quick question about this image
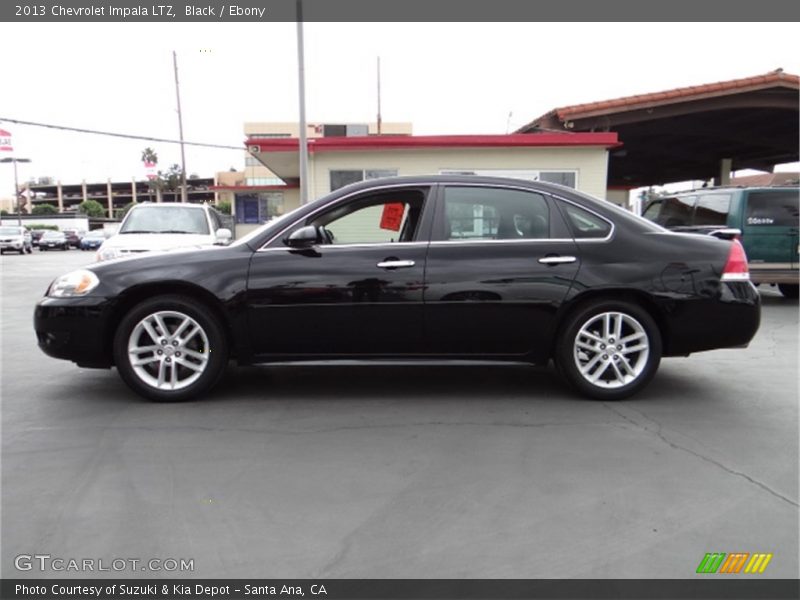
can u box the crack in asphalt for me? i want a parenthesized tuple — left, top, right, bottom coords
(602, 403, 799, 509)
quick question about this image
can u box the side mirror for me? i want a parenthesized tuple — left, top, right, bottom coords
(215, 228, 232, 245)
(285, 225, 320, 248)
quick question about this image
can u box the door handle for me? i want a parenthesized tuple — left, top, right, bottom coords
(377, 259, 416, 269)
(538, 255, 577, 265)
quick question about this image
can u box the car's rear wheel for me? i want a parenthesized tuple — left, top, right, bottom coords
(778, 284, 798, 299)
(113, 295, 228, 401)
(556, 300, 661, 400)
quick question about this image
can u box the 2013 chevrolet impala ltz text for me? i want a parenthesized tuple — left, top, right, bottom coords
(34, 176, 760, 401)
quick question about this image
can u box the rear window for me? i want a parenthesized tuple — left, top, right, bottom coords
(746, 190, 799, 227)
(655, 196, 695, 227)
(693, 193, 731, 226)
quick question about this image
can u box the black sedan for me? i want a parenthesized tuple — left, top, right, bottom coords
(34, 176, 760, 402)
(38, 230, 69, 251)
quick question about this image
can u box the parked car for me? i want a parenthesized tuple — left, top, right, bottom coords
(0, 226, 33, 254)
(80, 229, 106, 251)
(30, 229, 49, 247)
(35, 176, 760, 402)
(96, 202, 231, 262)
(38, 230, 69, 251)
(62, 229, 84, 249)
(642, 186, 799, 298)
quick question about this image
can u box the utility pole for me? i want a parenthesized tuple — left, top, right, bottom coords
(173, 50, 188, 203)
(296, 0, 309, 204)
(377, 56, 382, 135)
(1, 157, 31, 225)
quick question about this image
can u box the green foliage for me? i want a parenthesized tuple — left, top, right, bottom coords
(27, 224, 60, 231)
(31, 204, 58, 215)
(0, 209, 8, 216)
(141, 147, 158, 165)
(216, 201, 231, 215)
(78, 199, 107, 218)
(113, 202, 137, 220)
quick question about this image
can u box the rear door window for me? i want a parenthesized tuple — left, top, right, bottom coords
(441, 186, 551, 240)
(745, 190, 799, 226)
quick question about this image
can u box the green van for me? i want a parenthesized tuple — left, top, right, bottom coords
(642, 186, 799, 298)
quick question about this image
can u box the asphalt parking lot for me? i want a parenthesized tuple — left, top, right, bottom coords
(1, 250, 798, 579)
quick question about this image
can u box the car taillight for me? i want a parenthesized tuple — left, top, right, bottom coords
(721, 239, 749, 282)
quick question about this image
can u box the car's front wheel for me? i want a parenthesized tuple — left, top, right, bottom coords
(555, 300, 662, 400)
(113, 295, 228, 401)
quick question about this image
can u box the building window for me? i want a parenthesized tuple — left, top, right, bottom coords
(440, 169, 578, 189)
(235, 192, 284, 224)
(330, 169, 398, 191)
(245, 177, 284, 186)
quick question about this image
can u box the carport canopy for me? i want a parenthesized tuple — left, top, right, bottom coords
(516, 70, 799, 188)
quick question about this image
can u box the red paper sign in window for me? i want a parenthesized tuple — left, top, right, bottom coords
(380, 203, 405, 231)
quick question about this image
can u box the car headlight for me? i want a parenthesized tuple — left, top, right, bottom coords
(48, 269, 100, 297)
(96, 246, 120, 262)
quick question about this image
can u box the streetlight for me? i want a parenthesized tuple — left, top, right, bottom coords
(1, 157, 32, 226)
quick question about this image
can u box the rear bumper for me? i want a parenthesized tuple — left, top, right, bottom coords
(34, 297, 116, 368)
(751, 267, 798, 285)
(662, 281, 761, 356)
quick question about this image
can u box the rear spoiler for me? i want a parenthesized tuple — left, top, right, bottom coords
(708, 228, 741, 241)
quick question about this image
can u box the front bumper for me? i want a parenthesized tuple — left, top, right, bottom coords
(0, 241, 24, 250)
(34, 296, 116, 368)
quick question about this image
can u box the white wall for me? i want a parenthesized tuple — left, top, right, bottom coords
(308, 146, 610, 200)
(0, 216, 89, 230)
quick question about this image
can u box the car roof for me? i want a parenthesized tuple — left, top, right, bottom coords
(131, 202, 207, 209)
(666, 185, 799, 196)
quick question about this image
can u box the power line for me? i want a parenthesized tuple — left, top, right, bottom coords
(0, 117, 244, 151)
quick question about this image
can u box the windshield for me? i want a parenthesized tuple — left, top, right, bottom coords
(120, 206, 210, 235)
(42, 231, 63, 239)
(0, 227, 23, 236)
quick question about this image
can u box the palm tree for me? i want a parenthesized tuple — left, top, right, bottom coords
(141, 148, 158, 202)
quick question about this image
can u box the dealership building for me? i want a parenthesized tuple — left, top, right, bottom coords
(216, 121, 618, 237)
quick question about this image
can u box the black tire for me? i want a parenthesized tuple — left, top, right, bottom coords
(555, 300, 662, 400)
(113, 295, 229, 402)
(778, 284, 799, 299)
(19, 248, 25, 255)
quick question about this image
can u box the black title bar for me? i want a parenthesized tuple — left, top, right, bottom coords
(3, 579, 800, 600)
(2, 0, 800, 22)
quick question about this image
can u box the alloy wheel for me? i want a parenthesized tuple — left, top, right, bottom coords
(573, 311, 650, 389)
(127, 310, 210, 391)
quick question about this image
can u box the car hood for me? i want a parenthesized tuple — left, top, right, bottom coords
(101, 233, 214, 252)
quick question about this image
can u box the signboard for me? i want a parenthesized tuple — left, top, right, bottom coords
(0, 128, 12, 152)
(144, 161, 157, 180)
(379, 202, 405, 231)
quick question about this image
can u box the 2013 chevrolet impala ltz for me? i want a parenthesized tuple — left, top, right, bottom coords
(34, 176, 760, 401)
